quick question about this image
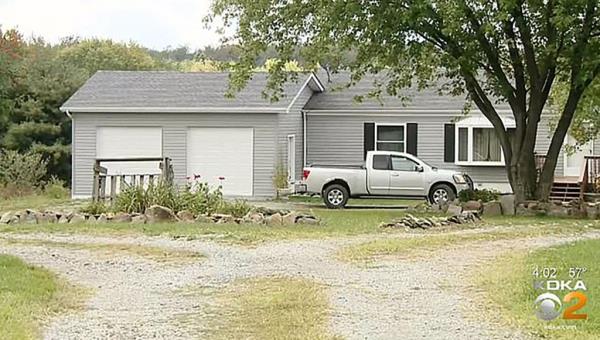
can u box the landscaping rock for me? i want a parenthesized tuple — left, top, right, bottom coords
(37, 212, 58, 224)
(0, 211, 13, 224)
(87, 215, 97, 222)
(380, 212, 479, 229)
(19, 210, 37, 224)
(131, 215, 147, 224)
(296, 216, 319, 225)
(195, 215, 213, 223)
(547, 204, 570, 218)
(112, 212, 132, 223)
(96, 214, 108, 223)
(177, 210, 195, 223)
(283, 212, 299, 224)
(242, 212, 264, 224)
(69, 214, 85, 224)
(462, 200, 483, 213)
(482, 201, 502, 216)
(58, 215, 69, 224)
(500, 195, 515, 215)
(265, 213, 283, 225)
(585, 203, 600, 219)
(145, 205, 178, 223)
(213, 214, 235, 224)
(447, 204, 462, 215)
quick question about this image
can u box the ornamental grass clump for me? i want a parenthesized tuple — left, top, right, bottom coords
(111, 180, 247, 216)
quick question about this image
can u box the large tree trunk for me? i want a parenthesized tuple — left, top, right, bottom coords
(507, 146, 538, 203)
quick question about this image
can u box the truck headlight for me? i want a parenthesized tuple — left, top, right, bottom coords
(453, 174, 466, 184)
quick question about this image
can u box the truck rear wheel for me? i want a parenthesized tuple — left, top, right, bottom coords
(322, 184, 349, 209)
(429, 183, 456, 205)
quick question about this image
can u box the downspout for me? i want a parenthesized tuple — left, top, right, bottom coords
(65, 110, 74, 199)
(303, 110, 307, 168)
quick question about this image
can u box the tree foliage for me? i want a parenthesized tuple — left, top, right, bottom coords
(210, 0, 600, 202)
(0, 30, 172, 182)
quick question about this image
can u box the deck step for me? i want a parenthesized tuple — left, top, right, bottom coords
(549, 180, 581, 202)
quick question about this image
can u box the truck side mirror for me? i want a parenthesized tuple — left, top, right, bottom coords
(416, 165, 424, 172)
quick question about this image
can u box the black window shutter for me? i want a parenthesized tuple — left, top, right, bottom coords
(406, 123, 418, 156)
(364, 122, 375, 159)
(444, 124, 455, 162)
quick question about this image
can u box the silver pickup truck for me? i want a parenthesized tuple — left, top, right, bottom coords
(301, 151, 473, 208)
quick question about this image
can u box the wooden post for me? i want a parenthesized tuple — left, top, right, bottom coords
(110, 175, 117, 202)
(99, 176, 106, 200)
(92, 160, 100, 202)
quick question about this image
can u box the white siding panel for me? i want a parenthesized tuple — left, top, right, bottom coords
(72, 113, 277, 198)
(307, 114, 565, 186)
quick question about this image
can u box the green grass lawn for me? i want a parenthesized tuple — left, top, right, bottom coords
(475, 239, 599, 339)
(0, 238, 204, 264)
(199, 276, 339, 339)
(337, 222, 596, 263)
(0, 194, 85, 213)
(0, 255, 86, 340)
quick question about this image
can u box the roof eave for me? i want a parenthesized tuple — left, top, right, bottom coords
(60, 106, 286, 113)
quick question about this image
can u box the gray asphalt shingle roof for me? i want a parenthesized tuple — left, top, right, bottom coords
(61, 70, 509, 113)
(305, 71, 510, 111)
(61, 71, 320, 112)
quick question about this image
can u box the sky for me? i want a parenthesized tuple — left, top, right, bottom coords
(0, 0, 225, 50)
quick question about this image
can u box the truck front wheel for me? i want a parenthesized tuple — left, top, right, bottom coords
(322, 184, 349, 209)
(428, 184, 456, 205)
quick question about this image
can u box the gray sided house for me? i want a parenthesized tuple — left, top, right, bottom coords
(61, 71, 597, 199)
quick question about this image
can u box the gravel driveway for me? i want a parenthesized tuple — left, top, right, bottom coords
(2, 230, 598, 340)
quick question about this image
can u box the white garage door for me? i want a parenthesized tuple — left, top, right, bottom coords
(187, 128, 253, 196)
(96, 127, 163, 175)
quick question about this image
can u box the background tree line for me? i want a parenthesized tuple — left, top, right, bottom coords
(0, 27, 328, 184)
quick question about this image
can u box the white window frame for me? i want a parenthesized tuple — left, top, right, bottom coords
(455, 125, 505, 166)
(374, 123, 406, 152)
(287, 134, 296, 182)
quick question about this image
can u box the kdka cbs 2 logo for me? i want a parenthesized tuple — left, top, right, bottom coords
(533, 266, 589, 321)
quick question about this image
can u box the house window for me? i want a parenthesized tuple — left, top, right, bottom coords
(375, 124, 405, 152)
(456, 126, 504, 166)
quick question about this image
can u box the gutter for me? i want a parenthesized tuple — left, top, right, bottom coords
(59, 106, 286, 114)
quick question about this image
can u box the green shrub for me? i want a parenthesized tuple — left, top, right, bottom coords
(178, 182, 224, 215)
(0, 150, 48, 195)
(273, 161, 288, 190)
(43, 176, 69, 199)
(80, 201, 109, 215)
(218, 199, 253, 218)
(113, 184, 148, 214)
(111, 180, 252, 217)
(145, 180, 180, 210)
(458, 188, 500, 203)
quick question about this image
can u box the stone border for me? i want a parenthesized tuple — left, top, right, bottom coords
(0, 205, 320, 226)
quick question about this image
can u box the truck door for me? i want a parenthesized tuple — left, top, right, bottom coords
(368, 154, 391, 195)
(389, 155, 425, 196)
